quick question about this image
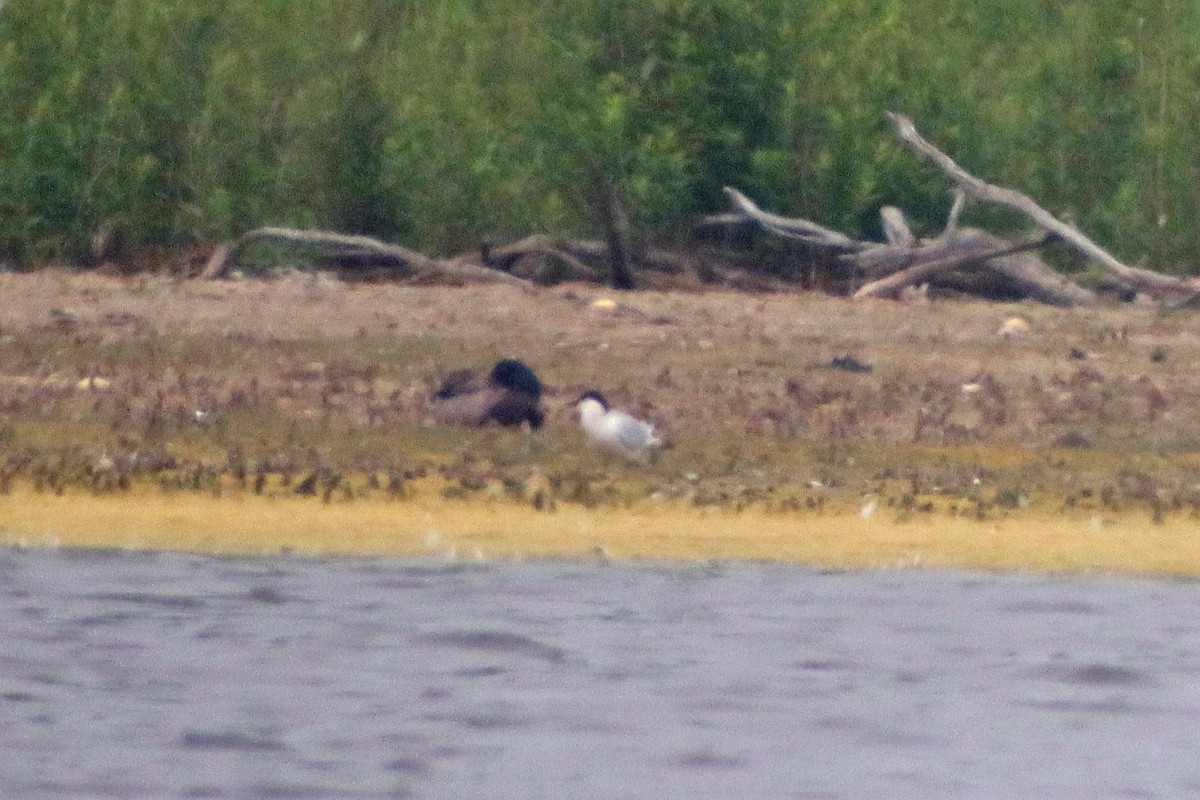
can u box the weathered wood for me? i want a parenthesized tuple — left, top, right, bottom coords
(1164, 287, 1200, 310)
(201, 227, 529, 286)
(456, 235, 690, 284)
(471, 235, 600, 282)
(844, 235, 939, 277)
(723, 187, 869, 252)
(853, 229, 1095, 307)
(945, 189, 965, 234)
(690, 212, 760, 245)
(879, 206, 915, 247)
(728, 185, 1097, 306)
(854, 231, 1051, 300)
(959, 230, 1098, 307)
(559, 240, 689, 274)
(887, 112, 1191, 299)
(199, 243, 232, 279)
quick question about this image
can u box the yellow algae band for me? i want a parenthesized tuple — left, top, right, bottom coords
(4, 484, 1200, 577)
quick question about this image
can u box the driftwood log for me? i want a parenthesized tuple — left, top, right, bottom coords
(723, 188, 865, 253)
(473, 235, 603, 283)
(886, 113, 1198, 300)
(467, 235, 690, 282)
(726, 188, 1095, 306)
(196, 115, 1195, 303)
(724, 114, 1200, 306)
(201, 227, 531, 287)
(852, 231, 1056, 300)
(201, 227, 701, 288)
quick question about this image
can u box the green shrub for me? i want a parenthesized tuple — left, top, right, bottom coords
(0, 0, 1198, 273)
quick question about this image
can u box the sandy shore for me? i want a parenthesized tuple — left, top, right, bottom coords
(5, 483, 1200, 576)
(2, 269, 1199, 571)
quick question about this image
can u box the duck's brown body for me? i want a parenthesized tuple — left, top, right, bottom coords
(430, 359, 545, 429)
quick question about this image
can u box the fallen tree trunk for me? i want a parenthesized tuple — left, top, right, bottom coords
(203, 227, 711, 288)
(473, 235, 602, 283)
(959, 230, 1099, 307)
(848, 227, 969, 278)
(723, 188, 869, 253)
(202, 227, 530, 287)
(852, 225, 1097, 306)
(887, 112, 1195, 300)
(459, 236, 691, 282)
(555, 240, 689, 274)
(718, 115, 1199, 305)
(853, 231, 1057, 300)
(726, 189, 1096, 305)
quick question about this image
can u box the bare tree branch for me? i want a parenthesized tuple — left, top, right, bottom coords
(945, 189, 965, 234)
(853, 232, 1051, 299)
(202, 227, 530, 286)
(887, 112, 1192, 298)
(879, 206, 915, 247)
(726, 187, 1097, 306)
(723, 187, 869, 252)
(851, 229, 1098, 307)
(477, 235, 598, 277)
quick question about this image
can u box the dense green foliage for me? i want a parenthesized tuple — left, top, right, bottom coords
(1, 0, 1199, 272)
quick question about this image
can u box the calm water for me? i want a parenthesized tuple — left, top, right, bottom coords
(3, 548, 1200, 799)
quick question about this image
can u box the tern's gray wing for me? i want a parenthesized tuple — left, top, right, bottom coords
(607, 412, 656, 448)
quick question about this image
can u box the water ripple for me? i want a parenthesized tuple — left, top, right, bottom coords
(180, 729, 289, 752)
(1032, 661, 1153, 687)
(3, 552, 1200, 799)
(417, 629, 571, 663)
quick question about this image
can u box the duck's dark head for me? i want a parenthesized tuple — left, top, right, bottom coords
(489, 358, 543, 397)
(576, 390, 610, 410)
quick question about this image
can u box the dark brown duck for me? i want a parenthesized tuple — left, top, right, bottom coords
(430, 358, 545, 429)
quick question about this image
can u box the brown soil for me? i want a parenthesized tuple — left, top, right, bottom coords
(2, 268, 1200, 539)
